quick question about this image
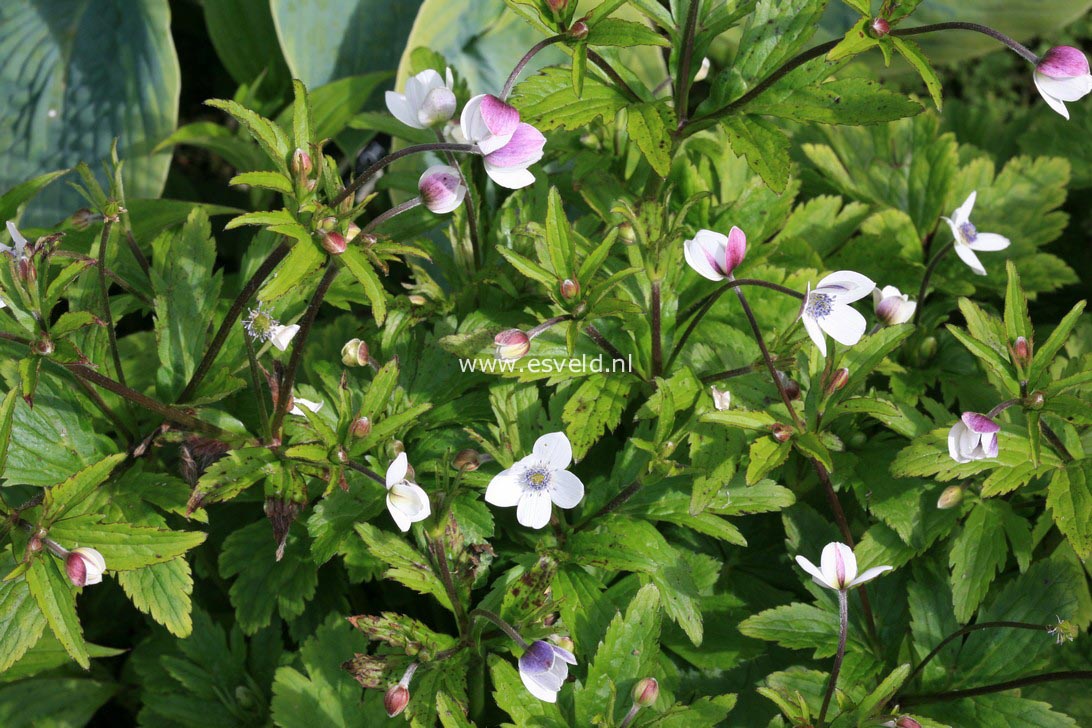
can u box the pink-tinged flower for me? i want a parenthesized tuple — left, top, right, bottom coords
(683, 227, 746, 281)
(795, 542, 892, 591)
(1034, 46, 1092, 120)
(2, 221, 28, 259)
(418, 164, 466, 214)
(460, 94, 521, 155)
(518, 640, 577, 702)
(873, 285, 916, 325)
(799, 271, 875, 357)
(483, 122, 546, 190)
(485, 432, 584, 529)
(65, 547, 106, 587)
(632, 677, 659, 707)
(384, 452, 431, 532)
(948, 412, 1000, 463)
(941, 191, 1010, 276)
(386, 68, 456, 129)
(384, 684, 409, 717)
(494, 329, 531, 361)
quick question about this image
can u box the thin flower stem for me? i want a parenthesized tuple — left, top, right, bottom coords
(243, 334, 272, 443)
(699, 358, 792, 384)
(435, 129, 483, 269)
(332, 143, 479, 209)
(124, 229, 152, 277)
(900, 671, 1092, 708)
(986, 399, 1021, 419)
(618, 704, 642, 728)
(469, 608, 528, 649)
(345, 459, 386, 486)
(899, 621, 1049, 697)
(731, 285, 803, 429)
(363, 197, 422, 234)
(178, 240, 291, 403)
(818, 588, 849, 727)
(95, 219, 128, 392)
(583, 325, 627, 364)
(429, 537, 470, 636)
(913, 241, 953, 325)
(892, 21, 1039, 65)
(674, 0, 702, 129)
(650, 281, 663, 378)
(573, 480, 642, 532)
(269, 261, 339, 437)
(587, 50, 642, 103)
(528, 315, 572, 339)
(502, 35, 565, 100)
(1039, 420, 1074, 463)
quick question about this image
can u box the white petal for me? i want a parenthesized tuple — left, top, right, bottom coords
(948, 422, 969, 463)
(1035, 74, 1071, 119)
(385, 91, 423, 129)
(894, 300, 916, 324)
(269, 324, 299, 351)
(819, 304, 867, 347)
(683, 237, 726, 281)
(940, 216, 963, 246)
(533, 432, 573, 470)
(484, 163, 534, 189)
(969, 232, 1010, 252)
(953, 243, 987, 276)
(386, 452, 408, 488)
(521, 670, 559, 702)
(1035, 72, 1092, 102)
(550, 470, 584, 509)
(387, 495, 414, 532)
(477, 131, 516, 156)
(816, 271, 875, 303)
(289, 398, 323, 416)
(953, 191, 977, 225)
(794, 555, 829, 587)
(516, 490, 553, 529)
(849, 565, 893, 587)
(484, 468, 524, 507)
(959, 424, 981, 458)
(821, 542, 857, 587)
(802, 310, 828, 357)
(6, 221, 27, 254)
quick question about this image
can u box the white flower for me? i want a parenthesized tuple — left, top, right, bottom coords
(385, 68, 456, 129)
(1034, 46, 1092, 120)
(710, 386, 731, 411)
(289, 397, 323, 416)
(269, 324, 299, 352)
(384, 452, 431, 532)
(795, 542, 892, 591)
(941, 191, 1010, 276)
(947, 412, 1000, 463)
(872, 285, 916, 325)
(66, 547, 106, 587)
(460, 94, 520, 155)
(683, 227, 746, 281)
(518, 640, 577, 703)
(799, 271, 875, 357)
(2, 221, 29, 259)
(484, 432, 584, 529)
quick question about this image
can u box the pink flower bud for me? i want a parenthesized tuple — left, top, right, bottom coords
(1034, 46, 1092, 119)
(384, 684, 410, 717)
(351, 416, 372, 438)
(568, 21, 588, 40)
(560, 278, 580, 300)
(320, 231, 346, 255)
(771, 423, 793, 443)
(896, 718, 922, 728)
(547, 0, 568, 11)
(341, 338, 370, 367)
(419, 165, 467, 214)
(871, 17, 890, 37)
(494, 329, 531, 361)
(826, 367, 849, 395)
(776, 370, 801, 400)
(32, 336, 54, 356)
(632, 677, 659, 707)
(1037, 46, 1090, 80)
(291, 148, 313, 179)
(1011, 336, 1031, 367)
(66, 547, 106, 587)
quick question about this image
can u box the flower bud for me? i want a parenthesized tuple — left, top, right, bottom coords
(351, 416, 372, 438)
(70, 208, 98, 230)
(320, 230, 346, 255)
(568, 21, 588, 40)
(632, 677, 659, 707)
(317, 216, 338, 233)
(694, 57, 712, 83)
(1025, 390, 1046, 410)
(453, 448, 482, 471)
(918, 335, 938, 362)
(826, 368, 849, 395)
(771, 423, 793, 442)
(936, 485, 963, 510)
(776, 371, 801, 400)
(871, 17, 890, 37)
(66, 547, 106, 587)
(419, 87, 457, 128)
(419, 165, 467, 214)
(546, 0, 567, 12)
(17, 257, 36, 285)
(384, 684, 410, 717)
(32, 336, 54, 357)
(560, 278, 580, 300)
(341, 338, 370, 367)
(618, 221, 636, 244)
(895, 718, 922, 728)
(27, 535, 43, 553)
(1011, 336, 1031, 368)
(346, 222, 361, 243)
(291, 147, 313, 180)
(494, 329, 531, 361)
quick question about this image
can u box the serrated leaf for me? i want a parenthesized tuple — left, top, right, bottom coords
(739, 602, 855, 658)
(117, 557, 194, 638)
(826, 17, 878, 61)
(949, 501, 1007, 622)
(722, 115, 790, 193)
(205, 98, 290, 170)
(191, 447, 278, 509)
(1029, 300, 1086, 387)
(25, 557, 88, 669)
(339, 247, 387, 324)
(43, 453, 127, 523)
(702, 409, 777, 431)
(489, 657, 567, 727)
(627, 102, 674, 177)
(746, 436, 791, 485)
(562, 375, 633, 460)
(229, 170, 294, 195)
(354, 523, 450, 611)
(586, 18, 669, 47)
(0, 557, 47, 674)
(891, 36, 942, 110)
(1047, 460, 1092, 560)
(47, 517, 206, 571)
(511, 67, 627, 131)
(0, 389, 22, 483)
(749, 77, 922, 126)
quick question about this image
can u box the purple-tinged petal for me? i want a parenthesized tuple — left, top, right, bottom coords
(479, 94, 521, 136)
(982, 431, 999, 458)
(519, 641, 555, 674)
(961, 412, 1000, 434)
(485, 123, 546, 168)
(724, 225, 747, 273)
(1037, 46, 1091, 79)
(552, 644, 577, 665)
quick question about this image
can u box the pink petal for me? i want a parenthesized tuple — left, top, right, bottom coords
(1038, 46, 1090, 78)
(961, 412, 1000, 434)
(485, 123, 546, 168)
(725, 225, 747, 272)
(479, 94, 521, 137)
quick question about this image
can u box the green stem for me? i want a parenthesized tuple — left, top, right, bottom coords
(650, 280, 663, 378)
(346, 459, 386, 485)
(674, 0, 702, 129)
(243, 333, 271, 443)
(913, 241, 953, 325)
(429, 536, 470, 636)
(818, 589, 849, 727)
(900, 671, 1092, 708)
(587, 49, 642, 103)
(363, 197, 421, 233)
(469, 608, 528, 648)
(95, 219, 127, 392)
(332, 143, 479, 209)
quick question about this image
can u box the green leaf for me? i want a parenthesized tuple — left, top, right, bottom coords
(702, 409, 777, 431)
(949, 501, 1008, 622)
(25, 557, 89, 669)
(740, 603, 853, 658)
(205, 99, 290, 170)
(891, 36, 943, 110)
(575, 583, 661, 726)
(0, 632, 123, 684)
(586, 18, 670, 47)
(229, 171, 294, 195)
(0, 0, 178, 225)
(749, 77, 922, 126)
(0, 556, 47, 674)
(0, 678, 115, 727)
(1002, 260, 1032, 347)
(47, 517, 206, 571)
(923, 694, 1079, 728)
(544, 187, 575, 278)
(354, 523, 450, 610)
(497, 247, 556, 286)
(746, 436, 791, 485)
(794, 432, 833, 472)
(626, 102, 675, 177)
(339, 247, 387, 324)
(826, 17, 879, 61)
(1029, 300, 1086, 387)
(512, 68, 628, 130)
(0, 389, 20, 479)
(43, 453, 127, 523)
(489, 657, 567, 728)
(260, 239, 326, 302)
(1046, 460, 1092, 560)
(0, 169, 68, 223)
(191, 447, 278, 510)
(116, 557, 195, 638)
(202, 0, 291, 92)
(722, 116, 791, 194)
(562, 375, 633, 460)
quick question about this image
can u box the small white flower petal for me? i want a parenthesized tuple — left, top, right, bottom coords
(516, 489, 553, 529)
(801, 310, 828, 357)
(484, 163, 534, 189)
(269, 324, 299, 352)
(794, 555, 828, 587)
(386, 452, 408, 488)
(484, 468, 524, 507)
(819, 304, 867, 347)
(968, 232, 1010, 252)
(849, 565, 893, 587)
(1034, 73, 1072, 119)
(550, 470, 584, 509)
(288, 398, 323, 416)
(948, 422, 969, 463)
(521, 671, 559, 702)
(683, 236, 726, 281)
(1036, 72, 1092, 101)
(953, 191, 977, 226)
(385, 91, 423, 129)
(387, 495, 414, 531)
(816, 271, 875, 304)
(953, 242, 987, 276)
(533, 431, 573, 471)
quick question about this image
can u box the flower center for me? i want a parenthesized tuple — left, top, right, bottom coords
(522, 466, 552, 492)
(805, 292, 833, 319)
(959, 221, 977, 244)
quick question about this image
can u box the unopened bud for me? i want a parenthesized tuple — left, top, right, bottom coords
(694, 57, 712, 83)
(776, 371, 801, 400)
(936, 485, 963, 510)
(17, 257, 35, 285)
(389, 440, 406, 458)
(918, 336, 938, 362)
(292, 148, 313, 180)
(27, 535, 43, 553)
(32, 336, 54, 356)
(384, 684, 410, 717)
(560, 278, 580, 300)
(568, 20, 588, 40)
(618, 221, 636, 244)
(826, 367, 849, 395)
(408, 294, 427, 306)
(494, 329, 531, 361)
(341, 338, 370, 367)
(453, 448, 482, 471)
(546, 0, 567, 12)
(555, 636, 574, 653)
(1011, 336, 1031, 367)
(70, 208, 97, 230)
(419, 87, 457, 128)
(66, 547, 106, 587)
(235, 685, 257, 709)
(346, 222, 361, 243)
(351, 416, 372, 438)
(1025, 390, 1046, 410)
(632, 677, 659, 707)
(871, 17, 890, 37)
(895, 718, 922, 728)
(320, 231, 346, 255)
(771, 423, 793, 442)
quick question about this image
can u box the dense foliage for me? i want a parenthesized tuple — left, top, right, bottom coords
(1, 1, 1091, 726)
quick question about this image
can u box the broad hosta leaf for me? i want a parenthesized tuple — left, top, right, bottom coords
(117, 557, 195, 638)
(0, 0, 179, 225)
(24, 557, 89, 669)
(948, 501, 1008, 622)
(1046, 460, 1092, 560)
(203, 0, 291, 92)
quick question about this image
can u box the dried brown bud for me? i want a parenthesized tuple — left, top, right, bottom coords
(264, 498, 302, 562)
(453, 448, 482, 471)
(1025, 390, 1046, 410)
(776, 370, 801, 400)
(32, 336, 54, 356)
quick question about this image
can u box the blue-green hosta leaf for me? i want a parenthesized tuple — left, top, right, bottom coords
(0, 0, 179, 225)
